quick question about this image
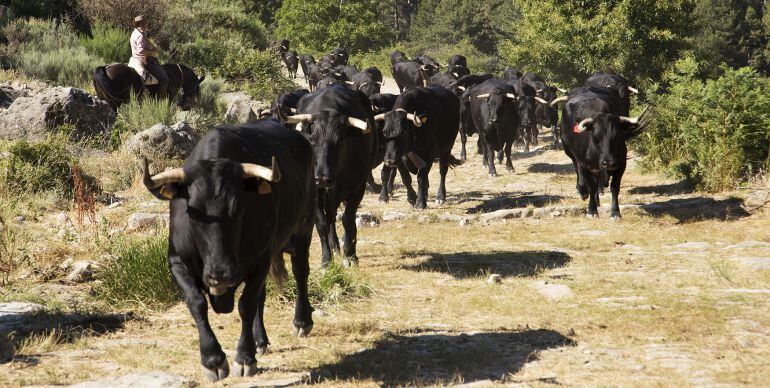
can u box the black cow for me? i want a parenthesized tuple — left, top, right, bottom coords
(305, 62, 323, 91)
(333, 65, 358, 82)
(363, 67, 383, 84)
(466, 79, 521, 176)
(390, 50, 409, 66)
(429, 72, 457, 89)
(375, 86, 461, 209)
(142, 119, 315, 382)
(507, 77, 549, 153)
(392, 61, 436, 92)
(584, 71, 639, 115)
(350, 70, 381, 97)
(502, 67, 523, 81)
(369, 92, 409, 197)
(454, 73, 494, 160)
(283, 50, 299, 79)
(414, 55, 442, 71)
(560, 86, 649, 218)
(331, 46, 349, 66)
(317, 76, 341, 90)
(318, 54, 335, 77)
(277, 39, 289, 56)
(269, 89, 310, 123)
(447, 54, 470, 78)
(299, 54, 315, 82)
(522, 72, 563, 146)
(285, 85, 376, 267)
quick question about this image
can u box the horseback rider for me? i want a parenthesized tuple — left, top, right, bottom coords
(130, 15, 169, 98)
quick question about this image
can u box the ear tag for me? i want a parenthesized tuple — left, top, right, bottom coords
(160, 185, 176, 199)
(421, 116, 428, 124)
(572, 123, 581, 133)
(258, 180, 272, 195)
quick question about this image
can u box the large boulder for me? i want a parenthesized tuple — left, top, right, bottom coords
(125, 121, 197, 160)
(219, 91, 269, 124)
(0, 87, 115, 141)
(0, 85, 25, 109)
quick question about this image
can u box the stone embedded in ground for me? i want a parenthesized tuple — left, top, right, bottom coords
(230, 372, 310, 388)
(0, 84, 26, 109)
(0, 302, 44, 336)
(580, 230, 607, 237)
(382, 211, 407, 222)
(530, 280, 574, 299)
(729, 256, 770, 270)
(487, 274, 502, 284)
(0, 86, 115, 141)
(69, 371, 193, 388)
(672, 242, 710, 251)
(127, 213, 169, 231)
(225, 98, 259, 124)
(67, 261, 94, 283)
(125, 121, 197, 160)
(723, 241, 770, 250)
(480, 208, 532, 223)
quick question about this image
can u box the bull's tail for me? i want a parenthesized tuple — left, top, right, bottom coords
(446, 154, 463, 168)
(269, 251, 289, 289)
(93, 66, 119, 110)
(627, 105, 654, 139)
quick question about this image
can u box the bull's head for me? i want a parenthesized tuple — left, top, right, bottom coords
(285, 112, 370, 188)
(143, 157, 280, 295)
(573, 106, 650, 171)
(475, 91, 519, 128)
(179, 75, 205, 111)
(375, 108, 427, 173)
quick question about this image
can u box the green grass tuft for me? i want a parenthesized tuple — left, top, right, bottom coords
(268, 260, 373, 307)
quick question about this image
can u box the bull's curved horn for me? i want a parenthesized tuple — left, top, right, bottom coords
(420, 65, 429, 71)
(289, 108, 297, 113)
(395, 108, 424, 127)
(242, 156, 281, 183)
(347, 117, 370, 133)
(505, 93, 517, 100)
(373, 113, 386, 121)
(144, 159, 185, 189)
(535, 97, 549, 104)
(536, 88, 544, 93)
(345, 81, 355, 85)
(285, 114, 313, 124)
(452, 72, 459, 78)
(618, 105, 650, 125)
(576, 117, 595, 133)
(476, 93, 490, 99)
(627, 86, 639, 94)
(556, 87, 567, 93)
(377, 81, 383, 85)
(457, 86, 466, 91)
(550, 96, 569, 107)
(259, 109, 272, 118)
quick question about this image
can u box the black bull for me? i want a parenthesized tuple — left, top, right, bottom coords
(560, 86, 650, 219)
(93, 63, 204, 111)
(142, 120, 316, 382)
(284, 85, 376, 267)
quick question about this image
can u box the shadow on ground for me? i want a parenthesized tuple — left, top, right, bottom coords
(400, 251, 571, 279)
(313, 329, 575, 385)
(467, 193, 564, 213)
(628, 179, 694, 195)
(641, 196, 749, 223)
(1, 310, 134, 365)
(527, 162, 574, 175)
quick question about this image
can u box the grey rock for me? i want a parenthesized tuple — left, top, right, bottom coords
(125, 121, 197, 160)
(0, 87, 115, 141)
(673, 242, 710, 251)
(382, 211, 407, 222)
(67, 261, 94, 283)
(0, 302, 44, 336)
(730, 256, 770, 270)
(13, 216, 24, 223)
(480, 208, 531, 223)
(225, 98, 259, 124)
(487, 274, 502, 284)
(231, 372, 309, 388)
(724, 241, 770, 250)
(69, 371, 194, 388)
(531, 280, 574, 299)
(127, 213, 169, 231)
(0, 85, 26, 109)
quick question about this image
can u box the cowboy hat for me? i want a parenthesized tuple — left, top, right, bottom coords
(134, 15, 145, 24)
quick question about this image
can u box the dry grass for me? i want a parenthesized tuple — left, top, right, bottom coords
(0, 130, 768, 386)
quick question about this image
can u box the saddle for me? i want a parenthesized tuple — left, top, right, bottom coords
(127, 58, 159, 85)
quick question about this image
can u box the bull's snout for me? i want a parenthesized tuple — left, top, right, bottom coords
(204, 264, 240, 289)
(315, 175, 336, 188)
(384, 158, 397, 167)
(601, 160, 619, 170)
(488, 118, 498, 125)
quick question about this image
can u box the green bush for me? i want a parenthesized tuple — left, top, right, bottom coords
(117, 95, 178, 132)
(80, 20, 130, 64)
(95, 235, 180, 309)
(268, 261, 372, 307)
(636, 57, 770, 192)
(2, 136, 76, 197)
(214, 48, 298, 101)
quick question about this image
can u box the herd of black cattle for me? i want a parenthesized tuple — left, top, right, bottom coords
(140, 40, 650, 381)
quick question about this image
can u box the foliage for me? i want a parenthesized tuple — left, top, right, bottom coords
(1, 136, 75, 197)
(268, 261, 372, 306)
(636, 57, 770, 191)
(274, 0, 395, 54)
(77, 0, 172, 31)
(214, 48, 298, 100)
(80, 20, 130, 63)
(353, 40, 501, 76)
(95, 235, 180, 309)
(499, 0, 694, 86)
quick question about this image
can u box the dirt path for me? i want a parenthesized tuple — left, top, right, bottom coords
(1, 74, 768, 387)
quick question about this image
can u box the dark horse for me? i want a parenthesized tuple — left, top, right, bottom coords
(93, 63, 205, 111)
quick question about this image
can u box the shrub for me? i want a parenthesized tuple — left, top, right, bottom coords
(95, 235, 180, 309)
(636, 57, 770, 192)
(80, 20, 130, 63)
(268, 261, 372, 307)
(215, 48, 298, 101)
(2, 136, 75, 197)
(78, 0, 172, 31)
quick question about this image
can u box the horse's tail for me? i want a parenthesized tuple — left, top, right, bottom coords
(93, 66, 121, 111)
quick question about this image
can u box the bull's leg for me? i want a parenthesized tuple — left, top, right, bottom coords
(415, 163, 432, 209)
(484, 141, 498, 177)
(477, 137, 484, 156)
(522, 130, 531, 153)
(496, 149, 504, 164)
(504, 141, 514, 171)
(252, 284, 269, 355)
(388, 166, 397, 194)
(366, 171, 382, 193)
(290, 231, 314, 335)
(531, 126, 539, 146)
(233, 268, 267, 378)
(436, 155, 450, 205)
(610, 167, 625, 219)
(315, 191, 333, 267)
(341, 185, 365, 266)
(460, 130, 468, 160)
(564, 145, 589, 200)
(551, 125, 560, 147)
(398, 163, 417, 205)
(325, 193, 341, 254)
(584, 171, 599, 218)
(168, 249, 228, 382)
(378, 166, 393, 203)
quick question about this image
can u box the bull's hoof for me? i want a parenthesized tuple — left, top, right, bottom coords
(378, 195, 390, 204)
(231, 360, 258, 378)
(292, 325, 313, 338)
(524, 146, 530, 153)
(506, 165, 514, 171)
(342, 256, 359, 268)
(435, 199, 445, 206)
(489, 173, 497, 178)
(202, 358, 230, 382)
(256, 345, 269, 355)
(611, 214, 621, 221)
(586, 213, 598, 219)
